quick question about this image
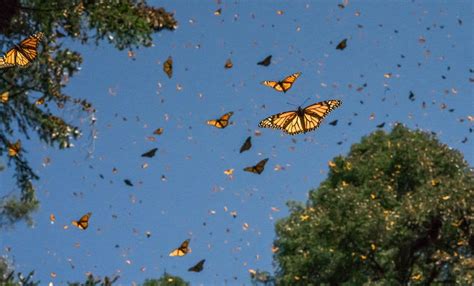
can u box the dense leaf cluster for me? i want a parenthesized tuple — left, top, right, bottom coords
(273, 124, 473, 285)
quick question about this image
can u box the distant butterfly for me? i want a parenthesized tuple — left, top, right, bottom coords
(207, 112, 233, 129)
(329, 119, 338, 126)
(336, 38, 347, 50)
(169, 239, 191, 257)
(239, 136, 252, 153)
(188, 259, 206, 272)
(0, 32, 44, 68)
(0, 91, 9, 103)
(257, 55, 272, 67)
(35, 96, 46, 105)
(258, 100, 342, 135)
(124, 179, 133, 186)
(7, 140, 21, 157)
(141, 147, 158, 158)
(153, 128, 164, 135)
(224, 58, 233, 69)
(262, 72, 301, 93)
(163, 56, 173, 78)
(72, 212, 92, 230)
(243, 158, 269, 175)
(376, 122, 385, 128)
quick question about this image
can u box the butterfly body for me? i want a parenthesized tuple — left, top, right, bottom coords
(262, 72, 301, 93)
(259, 100, 342, 135)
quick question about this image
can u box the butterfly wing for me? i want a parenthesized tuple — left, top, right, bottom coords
(188, 259, 206, 272)
(300, 100, 342, 133)
(279, 72, 301, 92)
(243, 158, 269, 174)
(259, 110, 299, 134)
(163, 56, 173, 78)
(261, 80, 281, 91)
(257, 55, 272, 66)
(207, 112, 233, 128)
(239, 136, 252, 153)
(72, 212, 91, 230)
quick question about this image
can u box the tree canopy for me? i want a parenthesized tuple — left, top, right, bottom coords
(273, 124, 473, 285)
(0, 0, 177, 226)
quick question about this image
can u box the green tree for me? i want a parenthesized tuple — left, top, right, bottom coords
(0, 0, 177, 226)
(67, 274, 119, 286)
(0, 257, 39, 286)
(273, 124, 473, 285)
(142, 273, 190, 286)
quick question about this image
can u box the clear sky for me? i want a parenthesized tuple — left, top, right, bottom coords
(1, 1, 473, 285)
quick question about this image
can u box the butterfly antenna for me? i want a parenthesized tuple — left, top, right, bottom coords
(286, 101, 299, 107)
(300, 97, 311, 106)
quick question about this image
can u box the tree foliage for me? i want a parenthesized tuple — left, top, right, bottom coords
(273, 124, 473, 285)
(142, 273, 190, 286)
(0, 0, 177, 226)
(0, 257, 39, 286)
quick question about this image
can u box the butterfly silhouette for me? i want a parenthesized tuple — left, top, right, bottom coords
(243, 158, 269, 174)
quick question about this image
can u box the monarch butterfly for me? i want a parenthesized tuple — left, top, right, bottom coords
(224, 58, 233, 69)
(239, 136, 252, 153)
(188, 259, 206, 272)
(163, 56, 173, 78)
(0, 32, 44, 68)
(207, 111, 233, 129)
(258, 100, 342, 135)
(336, 38, 347, 50)
(169, 239, 191, 257)
(7, 140, 21, 157)
(0, 91, 9, 103)
(141, 147, 158, 158)
(153, 128, 164, 135)
(262, 72, 301, 93)
(72, 212, 92, 230)
(243, 158, 269, 174)
(257, 55, 272, 67)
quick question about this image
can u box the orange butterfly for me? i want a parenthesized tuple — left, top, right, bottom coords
(72, 212, 92, 230)
(262, 72, 301, 93)
(0, 32, 44, 68)
(7, 140, 21, 157)
(163, 56, 173, 78)
(169, 239, 191, 257)
(259, 100, 342, 135)
(207, 112, 233, 129)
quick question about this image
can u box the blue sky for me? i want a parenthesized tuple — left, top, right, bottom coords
(1, 1, 473, 285)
